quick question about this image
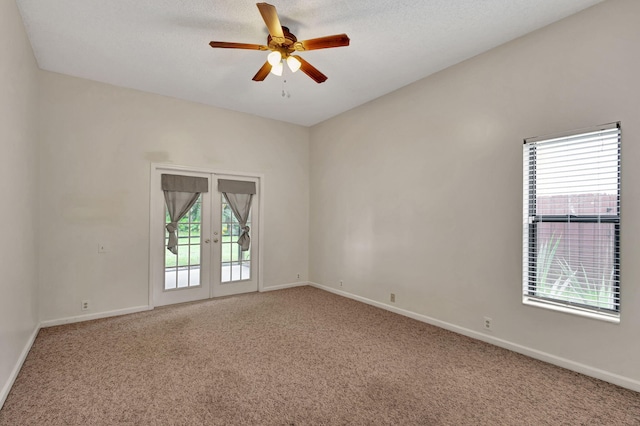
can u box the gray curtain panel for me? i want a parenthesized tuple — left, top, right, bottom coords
(218, 179, 256, 252)
(162, 175, 208, 254)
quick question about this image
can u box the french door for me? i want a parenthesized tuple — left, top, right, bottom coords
(151, 168, 259, 307)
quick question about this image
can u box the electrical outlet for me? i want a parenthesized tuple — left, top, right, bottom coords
(297, 273, 300, 280)
(390, 293, 396, 303)
(339, 280, 343, 287)
(484, 316, 492, 331)
(82, 300, 90, 311)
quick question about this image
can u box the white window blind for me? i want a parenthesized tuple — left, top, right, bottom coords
(522, 123, 620, 318)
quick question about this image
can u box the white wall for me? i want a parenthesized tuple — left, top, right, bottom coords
(38, 72, 309, 321)
(0, 0, 40, 406)
(310, 0, 640, 387)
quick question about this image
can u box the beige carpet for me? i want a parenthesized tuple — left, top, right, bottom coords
(1, 286, 639, 425)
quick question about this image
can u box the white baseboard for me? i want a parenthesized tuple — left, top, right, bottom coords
(309, 282, 640, 393)
(260, 281, 308, 292)
(40, 305, 152, 328)
(41, 284, 309, 328)
(0, 324, 40, 409)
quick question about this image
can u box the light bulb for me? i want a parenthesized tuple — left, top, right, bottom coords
(286, 56, 301, 73)
(267, 51, 282, 66)
(270, 61, 283, 76)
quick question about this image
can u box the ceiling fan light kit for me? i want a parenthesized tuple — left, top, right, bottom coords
(286, 56, 301, 73)
(271, 61, 284, 76)
(267, 51, 282, 66)
(266, 51, 299, 76)
(209, 2, 350, 84)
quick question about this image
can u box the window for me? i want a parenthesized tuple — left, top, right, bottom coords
(164, 195, 202, 290)
(523, 123, 620, 321)
(220, 195, 251, 283)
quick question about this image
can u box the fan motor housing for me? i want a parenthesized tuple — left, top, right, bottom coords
(267, 26, 297, 51)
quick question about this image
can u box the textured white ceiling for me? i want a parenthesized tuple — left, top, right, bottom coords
(16, 0, 603, 126)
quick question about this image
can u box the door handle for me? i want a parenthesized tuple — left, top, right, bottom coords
(205, 239, 211, 244)
(213, 238, 219, 243)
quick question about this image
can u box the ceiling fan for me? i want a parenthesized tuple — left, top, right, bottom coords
(209, 2, 350, 83)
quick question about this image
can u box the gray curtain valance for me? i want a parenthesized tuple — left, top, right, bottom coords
(161, 174, 209, 193)
(218, 179, 256, 195)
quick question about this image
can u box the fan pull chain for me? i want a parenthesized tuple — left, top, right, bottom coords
(281, 77, 291, 99)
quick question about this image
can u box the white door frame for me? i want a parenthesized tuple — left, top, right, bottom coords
(148, 163, 265, 308)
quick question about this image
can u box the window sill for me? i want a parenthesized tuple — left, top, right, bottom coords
(523, 297, 620, 324)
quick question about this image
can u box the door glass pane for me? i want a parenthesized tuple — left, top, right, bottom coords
(177, 247, 190, 267)
(221, 194, 251, 283)
(189, 245, 200, 265)
(221, 262, 231, 282)
(189, 266, 200, 287)
(190, 201, 202, 223)
(164, 194, 203, 290)
(177, 268, 189, 288)
(165, 267, 177, 290)
(189, 224, 201, 245)
(241, 261, 250, 280)
(221, 243, 231, 263)
(229, 262, 242, 281)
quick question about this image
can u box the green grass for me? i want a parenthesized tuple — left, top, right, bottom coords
(165, 235, 250, 268)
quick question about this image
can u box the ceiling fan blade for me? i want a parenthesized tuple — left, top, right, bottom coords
(257, 3, 285, 44)
(294, 34, 350, 51)
(252, 61, 272, 81)
(292, 55, 327, 83)
(209, 41, 268, 50)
